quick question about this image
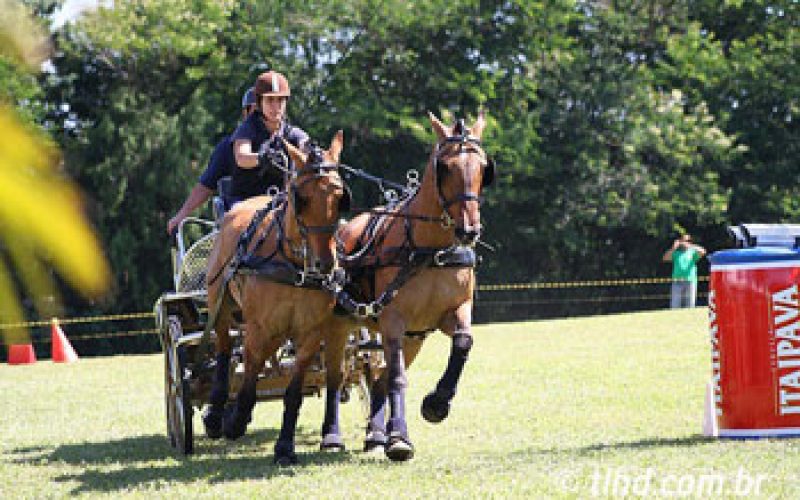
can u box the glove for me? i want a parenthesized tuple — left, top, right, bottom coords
(257, 142, 285, 172)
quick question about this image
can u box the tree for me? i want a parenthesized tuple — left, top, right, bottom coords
(40, 0, 790, 326)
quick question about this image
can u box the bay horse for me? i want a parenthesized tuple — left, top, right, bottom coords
(203, 131, 352, 465)
(324, 112, 494, 461)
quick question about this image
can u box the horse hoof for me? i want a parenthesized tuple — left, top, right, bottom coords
(202, 407, 223, 439)
(274, 441, 298, 466)
(223, 422, 245, 440)
(274, 452, 298, 466)
(320, 433, 345, 451)
(363, 430, 387, 453)
(421, 392, 450, 423)
(222, 406, 250, 440)
(385, 433, 414, 462)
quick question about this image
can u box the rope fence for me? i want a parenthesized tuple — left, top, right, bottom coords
(474, 292, 709, 307)
(0, 276, 708, 346)
(477, 275, 707, 291)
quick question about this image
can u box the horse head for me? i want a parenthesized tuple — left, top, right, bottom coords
(428, 111, 493, 246)
(283, 131, 350, 274)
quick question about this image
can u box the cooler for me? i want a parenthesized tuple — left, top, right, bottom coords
(709, 228, 800, 438)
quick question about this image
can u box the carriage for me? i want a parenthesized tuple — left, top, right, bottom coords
(154, 113, 491, 462)
(153, 212, 383, 455)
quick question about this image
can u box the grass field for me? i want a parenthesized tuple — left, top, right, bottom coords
(2, 308, 799, 498)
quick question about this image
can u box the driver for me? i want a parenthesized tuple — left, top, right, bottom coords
(229, 70, 310, 205)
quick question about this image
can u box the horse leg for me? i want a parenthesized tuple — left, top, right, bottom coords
(202, 319, 232, 438)
(364, 371, 387, 452)
(202, 289, 234, 439)
(379, 310, 414, 461)
(422, 301, 473, 423)
(274, 331, 323, 465)
(222, 322, 270, 440)
(363, 335, 423, 452)
(320, 325, 348, 451)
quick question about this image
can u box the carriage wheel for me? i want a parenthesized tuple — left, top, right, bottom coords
(164, 344, 176, 447)
(165, 315, 194, 455)
(356, 356, 373, 422)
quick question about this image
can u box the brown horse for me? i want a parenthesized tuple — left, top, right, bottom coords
(326, 112, 494, 461)
(203, 132, 352, 464)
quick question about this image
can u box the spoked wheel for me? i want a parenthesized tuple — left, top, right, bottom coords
(356, 358, 372, 422)
(163, 343, 176, 447)
(164, 315, 194, 455)
(354, 334, 384, 423)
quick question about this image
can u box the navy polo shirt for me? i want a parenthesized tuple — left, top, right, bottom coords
(230, 113, 309, 199)
(198, 135, 236, 190)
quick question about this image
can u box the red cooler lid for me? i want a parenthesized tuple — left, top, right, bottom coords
(710, 248, 800, 269)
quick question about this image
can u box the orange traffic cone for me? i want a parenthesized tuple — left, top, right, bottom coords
(51, 318, 78, 363)
(7, 343, 36, 365)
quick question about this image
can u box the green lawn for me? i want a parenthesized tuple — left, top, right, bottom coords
(2, 308, 799, 498)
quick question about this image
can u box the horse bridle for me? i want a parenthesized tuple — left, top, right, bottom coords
(285, 147, 351, 278)
(432, 125, 495, 226)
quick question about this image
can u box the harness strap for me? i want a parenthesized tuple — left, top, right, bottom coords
(335, 246, 477, 319)
(338, 198, 404, 268)
(192, 197, 282, 374)
(238, 259, 328, 288)
(405, 329, 434, 340)
(192, 264, 235, 376)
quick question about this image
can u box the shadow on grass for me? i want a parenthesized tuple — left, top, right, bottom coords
(8, 428, 282, 466)
(577, 434, 715, 453)
(509, 434, 716, 460)
(55, 448, 361, 494)
(7, 426, 367, 494)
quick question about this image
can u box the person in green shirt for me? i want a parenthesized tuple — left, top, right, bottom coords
(663, 234, 706, 308)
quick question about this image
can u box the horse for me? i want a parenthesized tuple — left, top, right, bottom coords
(202, 131, 353, 465)
(324, 111, 494, 461)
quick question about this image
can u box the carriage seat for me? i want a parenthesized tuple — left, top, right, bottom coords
(212, 176, 234, 223)
(175, 230, 217, 293)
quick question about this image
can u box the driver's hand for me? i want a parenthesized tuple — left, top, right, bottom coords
(167, 215, 182, 236)
(258, 142, 286, 170)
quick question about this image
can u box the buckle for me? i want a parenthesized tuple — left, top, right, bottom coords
(294, 271, 306, 286)
(356, 302, 382, 318)
(433, 250, 447, 267)
(440, 211, 454, 228)
(322, 275, 340, 293)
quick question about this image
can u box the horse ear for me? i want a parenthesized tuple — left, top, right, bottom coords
(328, 130, 344, 162)
(470, 109, 487, 140)
(283, 139, 307, 168)
(428, 111, 449, 142)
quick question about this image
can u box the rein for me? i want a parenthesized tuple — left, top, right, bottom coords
(338, 163, 409, 198)
(346, 204, 449, 224)
(338, 134, 489, 226)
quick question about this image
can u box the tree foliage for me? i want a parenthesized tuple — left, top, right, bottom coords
(25, 0, 799, 317)
(0, 0, 109, 346)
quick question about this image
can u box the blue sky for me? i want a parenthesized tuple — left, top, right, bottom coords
(52, 0, 100, 28)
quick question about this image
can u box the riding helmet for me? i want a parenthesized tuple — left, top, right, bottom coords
(241, 87, 256, 108)
(254, 71, 291, 97)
